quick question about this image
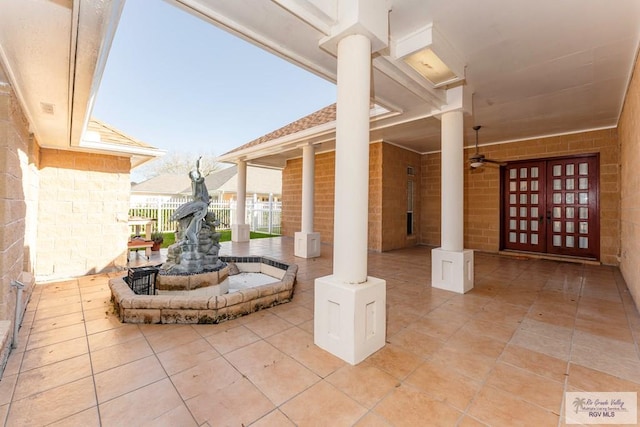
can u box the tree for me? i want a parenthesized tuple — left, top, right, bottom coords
(133, 151, 223, 181)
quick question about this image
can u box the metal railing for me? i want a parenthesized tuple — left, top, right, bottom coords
(129, 197, 281, 235)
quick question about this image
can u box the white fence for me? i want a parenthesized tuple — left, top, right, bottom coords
(129, 197, 282, 235)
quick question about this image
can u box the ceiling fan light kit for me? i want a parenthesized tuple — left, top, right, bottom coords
(469, 125, 504, 168)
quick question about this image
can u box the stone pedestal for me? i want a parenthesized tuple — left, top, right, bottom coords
(314, 275, 386, 365)
(294, 231, 321, 258)
(431, 248, 474, 294)
(231, 224, 250, 242)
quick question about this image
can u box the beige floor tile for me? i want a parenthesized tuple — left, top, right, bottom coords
(156, 337, 219, 375)
(14, 354, 93, 401)
(281, 381, 367, 426)
(567, 363, 640, 392)
(26, 323, 87, 351)
(500, 344, 568, 382)
(474, 300, 530, 327)
(457, 416, 490, 427)
(84, 315, 127, 335)
(0, 374, 17, 405)
(444, 328, 506, 359)
(458, 318, 517, 343)
(251, 409, 296, 427)
(94, 355, 167, 403)
(28, 311, 85, 334)
(87, 324, 144, 352)
(99, 378, 192, 427)
(468, 385, 559, 427)
(570, 344, 640, 384)
(373, 384, 463, 427)
(227, 340, 320, 405)
(429, 346, 497, 382)
(47, 406, 100, 427)
(267, 326, 345, 377)
(186, 377, 274, 426)
(519, 317, 574, 341)
(2, 349, 24, 377)
(33, 302, 84, 322)
(404, 359, 481, 411)
(366, 344, 423, 380)
(243, 311, 294, 338)
(387, 327, 444, 359)
(204, 324, 261, 354)
(90, 337, 154, 374)
(484, 362, 565, 413)
(6, 377, 97, 426)
(142, 324, 202, 353)
(574, 316, 635, 342)
(509, 328, 571, 360)
(353, 412, 393, 426)
(270, 303, 314, 325)
(171, 356, 242, 400)
(21, 336, 88, 371)
(326, 362, 399, 409)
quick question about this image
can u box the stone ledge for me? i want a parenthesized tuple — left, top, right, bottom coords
(109, 259, 297, 324)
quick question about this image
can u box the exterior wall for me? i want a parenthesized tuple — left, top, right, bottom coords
(421, 128, 620, 265)
(0, 65, 38, 372)
(618, 53, 640, 311)
(36, 150, 131, 280)
(380, 143, 422, 251)
(282, 142, 420, 252)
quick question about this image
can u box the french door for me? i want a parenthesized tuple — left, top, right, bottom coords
(502, 155, 599, 259)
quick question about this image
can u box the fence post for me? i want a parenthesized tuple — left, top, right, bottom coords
(268, 193, 273, 235)
(157, 198, 163, 232)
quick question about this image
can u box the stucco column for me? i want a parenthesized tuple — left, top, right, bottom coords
(441, 110, 464, 251)
(431, 109, 474, 293)
(314, 32, 386, 365)
(232, 160, 250, 242)
(295, 143, 320, 258)
(333, 34, 370, 283)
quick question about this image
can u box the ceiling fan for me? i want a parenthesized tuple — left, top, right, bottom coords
(469, 125, 505, 168)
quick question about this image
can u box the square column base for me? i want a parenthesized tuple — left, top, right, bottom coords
(231, 224, 250, 242)
(431, 248, 474, 294)
(294, 231, 321, 258)
(314, 275, 386, 365)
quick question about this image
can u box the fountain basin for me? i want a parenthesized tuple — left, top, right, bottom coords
(109, 256, 297, 324)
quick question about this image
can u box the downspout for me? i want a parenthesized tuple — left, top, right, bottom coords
(10, 280, 24, 349)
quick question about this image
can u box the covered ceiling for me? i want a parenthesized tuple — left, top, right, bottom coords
(1, 0, 639, 168)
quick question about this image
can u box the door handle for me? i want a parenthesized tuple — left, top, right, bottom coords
(546, 211, 551, 224)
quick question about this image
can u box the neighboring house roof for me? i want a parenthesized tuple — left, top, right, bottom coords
(222, 104, 336, 156)
(131, 166, 282, 197)
(131, 174, 190, 196)
(87, 119, 156, 150)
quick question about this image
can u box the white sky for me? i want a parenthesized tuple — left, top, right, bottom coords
(93, 0, 336, 158)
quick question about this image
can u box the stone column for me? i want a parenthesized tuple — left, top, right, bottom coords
(314, 32, 386, 365)
(295, 143, 320, 258)
(231, 160, 250, 242)
(431, 110, 474, 293)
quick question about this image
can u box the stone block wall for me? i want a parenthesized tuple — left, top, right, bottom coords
(36, 150, 131, 280)
(380, 143, 421, 251)
(0, 65, 37, 373)
(618, 53, 640, 311)
(421, 128, 620, 265)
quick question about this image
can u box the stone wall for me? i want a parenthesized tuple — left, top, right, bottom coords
(281, 142, 421, 252)
(421, 128, 620, 265)
(618, 52, 640, 311)
(0, 65, 38, 373)
(36, 150, 131, 280)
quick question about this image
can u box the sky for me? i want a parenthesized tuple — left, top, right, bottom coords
(92, 0, 336, 160)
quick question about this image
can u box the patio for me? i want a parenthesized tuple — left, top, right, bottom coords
(2, 237, 639, 426)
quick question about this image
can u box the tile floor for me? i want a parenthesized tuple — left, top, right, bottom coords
(1, 237, 639, 426)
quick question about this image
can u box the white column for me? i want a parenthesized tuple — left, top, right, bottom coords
(332, 34, 370, 283)
(314, 33, 386, 365)
(232, 160, 250, 242)
(295, 143, 320, 258)
(431, 110, 474, 293)
(441, 111, 464, 251)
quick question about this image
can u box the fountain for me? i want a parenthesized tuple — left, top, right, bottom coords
(109, 159, 297, 324)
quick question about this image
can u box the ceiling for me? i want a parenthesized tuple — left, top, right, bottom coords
(1, 0, 639, 168)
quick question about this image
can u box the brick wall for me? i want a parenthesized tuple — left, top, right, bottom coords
(618, 53, 640, 311)
(0, 65, 38, 372)
(421, 128, 620, 265)
(282, 142, 421, 252)
(381, 143, 422, 251)
(36, 150, 131, 279)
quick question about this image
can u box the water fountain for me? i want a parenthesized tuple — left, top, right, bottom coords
(109, 159, 297, 324)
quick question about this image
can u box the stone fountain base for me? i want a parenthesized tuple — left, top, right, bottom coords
(156, 266, 229, 296)
(109, 256, 297, 324)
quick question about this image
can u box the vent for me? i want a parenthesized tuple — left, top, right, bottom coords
(40, 102, 55, 115)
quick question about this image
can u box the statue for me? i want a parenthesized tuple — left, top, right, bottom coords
(161, 158, 224, 274)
